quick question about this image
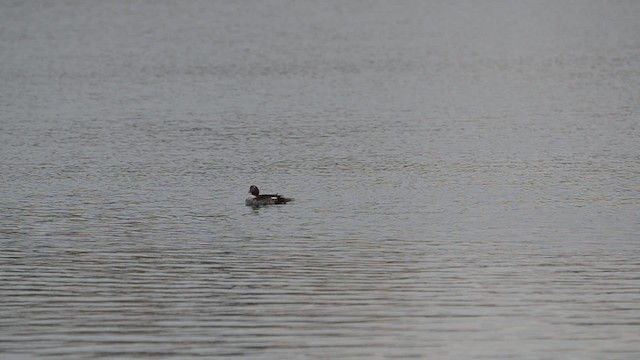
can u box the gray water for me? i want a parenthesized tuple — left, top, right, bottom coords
(1, 1, 639, 359)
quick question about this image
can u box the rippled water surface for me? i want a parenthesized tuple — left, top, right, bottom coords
(2, 1, 640, 359)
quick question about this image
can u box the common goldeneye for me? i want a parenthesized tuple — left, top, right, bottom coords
(245, 185, 294, 207)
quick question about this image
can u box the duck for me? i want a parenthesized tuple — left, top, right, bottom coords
(245, 185, 294, 207)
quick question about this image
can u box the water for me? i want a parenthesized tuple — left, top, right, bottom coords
(1, 1, 639, 358)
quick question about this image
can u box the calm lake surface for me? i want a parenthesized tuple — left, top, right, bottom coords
(1, 1, 639, 358)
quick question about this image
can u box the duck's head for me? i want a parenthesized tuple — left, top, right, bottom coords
(249, 185, 259, 196)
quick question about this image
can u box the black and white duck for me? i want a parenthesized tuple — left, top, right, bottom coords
(245, 185, 294, 207)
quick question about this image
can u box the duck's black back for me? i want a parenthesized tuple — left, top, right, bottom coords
(257, 194, 293, 204)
